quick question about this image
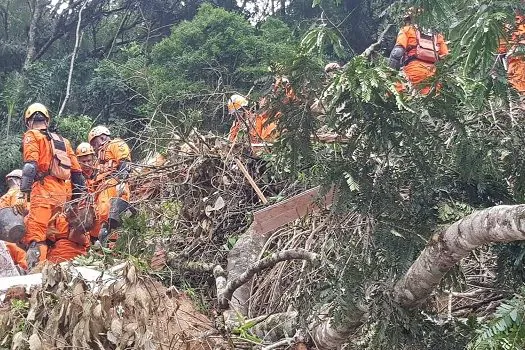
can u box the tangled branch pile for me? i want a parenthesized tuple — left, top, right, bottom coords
(123, 130, 310, 292)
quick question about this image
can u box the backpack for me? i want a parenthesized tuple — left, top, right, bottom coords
(47, 132, 72, 181)
(413, 29, 439, 63)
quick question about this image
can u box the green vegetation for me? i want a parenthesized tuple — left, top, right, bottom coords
(1, 0, 525, 348)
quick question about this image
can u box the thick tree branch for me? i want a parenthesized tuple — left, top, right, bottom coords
(394, 205, 525, 307)
(275, 206, 525, 349)
(218, 249, 318, 309)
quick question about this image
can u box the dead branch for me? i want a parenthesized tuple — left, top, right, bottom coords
(218, 249, 319, 309)
(360, 24, 393, 58)
(261, 338, 293, 350)
(58, 0, 87, 117)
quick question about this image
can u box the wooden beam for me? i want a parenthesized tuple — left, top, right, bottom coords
(252, 186, 334, 235)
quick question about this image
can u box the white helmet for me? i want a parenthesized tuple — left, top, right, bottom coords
(5, 169, 22, 179)
(88, 125, 111, 143)
(76, 142, 95, 157)
(227, 94, 249, 114)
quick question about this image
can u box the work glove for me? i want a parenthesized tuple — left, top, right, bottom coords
(14, 192, 28, 216)
(26, 241, 46, 270)
(116, 183, 126, 197)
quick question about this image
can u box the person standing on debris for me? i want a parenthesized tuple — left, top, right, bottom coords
(227, 94, 278, 146)
(44, 145, 97, 263)
(88, 125, 131, 246)
(388, 7, 449, 95)
(0, 169, 28, 270)
(14, 103, 86, 269)
(498, 10, 525, 97)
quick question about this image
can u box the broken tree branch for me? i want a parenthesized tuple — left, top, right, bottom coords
(361, 24, 393, 58)
(261, 338, 293, 350)
(218, 249, 318, 309)
(234, 158, 268, 204)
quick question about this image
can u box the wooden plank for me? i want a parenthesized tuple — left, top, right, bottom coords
(252, 185, 334, 235)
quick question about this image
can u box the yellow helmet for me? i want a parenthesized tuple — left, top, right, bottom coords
(227, 94, 248, 114)
(24, 103, 50, 122)
(5, 169, 22, 179)
(88, 125, 111, 143)
(76, 142, 95, 157)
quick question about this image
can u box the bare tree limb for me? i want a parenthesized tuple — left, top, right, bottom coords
(58, 0, 88, 118)
(262, 338, 293, 350)
(295, 206, 525, 349)
(218, 249, 319, 309)
(394, 205, 525, 307)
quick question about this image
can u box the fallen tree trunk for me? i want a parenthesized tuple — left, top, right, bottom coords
(283, 205, 525, 349)
(394, 205, 525, 307)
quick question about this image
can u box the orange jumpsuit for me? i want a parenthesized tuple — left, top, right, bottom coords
(0, 187, 20, 208)
(395, 25, 449, 95)
(21, 129, 81, 262)
(499, 15, 525, 94)
(0, 188, 28, 269)
(228, 78, 294, 146)
(92, 138, 131, 238)
(47, 213, 88, 263)
(5, 242, 28, 270)
(228, 112, 278, 144)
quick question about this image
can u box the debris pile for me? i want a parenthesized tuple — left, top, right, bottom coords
(0, 262, 223, 349)
(125, 130, 309, 291)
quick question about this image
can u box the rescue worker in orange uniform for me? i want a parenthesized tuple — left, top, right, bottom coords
(228, 94, 278, 146)
(0, 169, 28, 270)
(88, 126, 131, 246)
(76, 142, 100, 242)
(14, 103, 86, 269)
(498, 12, 525, 95)
(76, 142, 97, 192)
(388, 8, 449, 95)
(0, 169, 23, 208)
(46, 143, 98, 262)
